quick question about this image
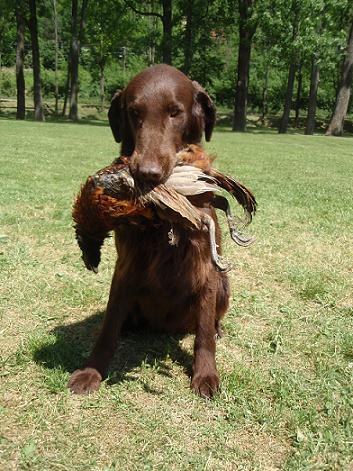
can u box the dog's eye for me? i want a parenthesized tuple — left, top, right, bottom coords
(130, 108, 140, 119)
(170, 108, 182, 118)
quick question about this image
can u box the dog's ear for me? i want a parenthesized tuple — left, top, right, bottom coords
(108, 90, 124, 143)
(192, 81, 216, 141)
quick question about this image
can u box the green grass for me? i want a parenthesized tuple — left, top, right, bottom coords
(0, 117, 352, 470)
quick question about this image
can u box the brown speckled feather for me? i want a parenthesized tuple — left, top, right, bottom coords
(73, 145, 256, 273)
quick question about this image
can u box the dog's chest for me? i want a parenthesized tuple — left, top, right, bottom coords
(116, 222, 212, 292)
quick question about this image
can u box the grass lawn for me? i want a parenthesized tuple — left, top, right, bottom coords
(0, 117, 352, 470)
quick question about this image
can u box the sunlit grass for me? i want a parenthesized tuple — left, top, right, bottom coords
(1, 117, 352, 470)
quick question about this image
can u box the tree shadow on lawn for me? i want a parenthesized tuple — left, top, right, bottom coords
(33, 310, 193, 390)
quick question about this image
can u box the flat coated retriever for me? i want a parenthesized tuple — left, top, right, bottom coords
(68, 64, 230, 398)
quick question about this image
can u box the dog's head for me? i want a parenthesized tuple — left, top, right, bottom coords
(108, 64, 216, 188)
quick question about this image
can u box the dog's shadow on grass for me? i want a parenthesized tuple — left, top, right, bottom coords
(33, 311, 193, 391)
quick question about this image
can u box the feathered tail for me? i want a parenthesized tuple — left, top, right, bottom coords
(206, 168, 257, 223)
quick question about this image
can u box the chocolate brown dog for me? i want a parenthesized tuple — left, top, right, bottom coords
(68, 65, 229, 398)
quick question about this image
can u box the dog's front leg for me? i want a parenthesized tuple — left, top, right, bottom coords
(68, 267, 130, 394)
(191, 279, 219, 399)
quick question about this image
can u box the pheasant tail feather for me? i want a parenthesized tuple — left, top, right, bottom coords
(208, 169, 257, 221)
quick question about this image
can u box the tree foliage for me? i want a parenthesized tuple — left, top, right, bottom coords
(0, 0, 352, 133)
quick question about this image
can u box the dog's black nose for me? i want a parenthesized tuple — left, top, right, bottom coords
(135, 163, 164, 185)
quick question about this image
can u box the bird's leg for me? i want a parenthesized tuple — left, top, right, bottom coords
(201, 213, 228, 272)
(213, 195, 255, 247)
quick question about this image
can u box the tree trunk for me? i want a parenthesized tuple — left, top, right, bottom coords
(294, 63, 302, 128)
(305, 56, 320, 135)
(326, 17, 353, 136)
(232, 0, 256, 132)
(15, 0, 26, 120)
(122, 46, 127, 82)
(69, 0, 79, 120)
(148, 46, 155, 65)
(69, 0, 88, 121)
(278, 2, 300, 134)
(161, 0, 172, 64)
(125, 1, 171, 64)
(29, 0, 45, 121)
(182, 0, 193, 75)
(99, 69, 105, 112)
(148, 0, 157, 65)
(99, 60, 105, 112)
(52, 0, 59, 115)
(278, 61, 296, 133)
(260, 63, 269, 124)
(62, 60, 70, 116)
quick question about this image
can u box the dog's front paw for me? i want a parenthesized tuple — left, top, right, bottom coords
(191, 370, 219, 399)
(68, 367, 102, 394)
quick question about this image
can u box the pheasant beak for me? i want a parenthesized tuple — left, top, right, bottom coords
(82, 253, 99, 274)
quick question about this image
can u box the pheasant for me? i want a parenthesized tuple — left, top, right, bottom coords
(73, 145, 256, 273)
